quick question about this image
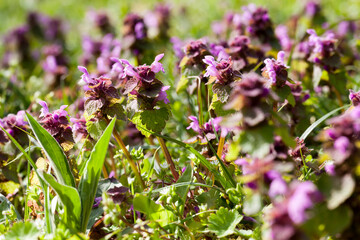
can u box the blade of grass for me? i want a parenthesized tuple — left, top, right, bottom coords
(0, 126, 52, 233)
(26, 112, 75, 187)
(78, 117, 116, 232)
(37, 170, 82, 232)
(300, 104, 350, 141)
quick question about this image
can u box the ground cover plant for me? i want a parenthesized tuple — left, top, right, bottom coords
(1, 0, 360, 239)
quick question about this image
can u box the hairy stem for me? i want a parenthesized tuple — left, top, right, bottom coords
(217, 134, 226, 159)
(157, 136, 179, 181)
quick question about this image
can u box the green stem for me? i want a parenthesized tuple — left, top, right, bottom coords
(197, 78, 204, 126)
(113, 128, 146, 190)
(157, 136, 179, 181)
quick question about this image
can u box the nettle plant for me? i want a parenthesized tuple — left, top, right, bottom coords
(2, 1, 360, 239)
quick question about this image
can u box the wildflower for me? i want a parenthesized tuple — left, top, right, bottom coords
(144, 4, 171, 38)
(182, 39, 210, 67)
(262, 51, 289, 88)
(70, 117, 90, 142)
(275, 25, 292, 51)
(241, 4, 274, 43)
(87, 11, 114, 34)
(349, 89, 360, 106)
(38, 101, 74, 150)
(306, 29, 340, 70)
(186, 116, 224, 143)
(0, 111, 28, 144)
(203, 56, 235, 85)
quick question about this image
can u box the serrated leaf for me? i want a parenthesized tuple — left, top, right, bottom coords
(212, 84, 231, 103)
(132, 107, 170, 137)
(207, 207, 243, 238)
(78, 118, 116, 232)
(86, 118, 108, 140)
(37, 170, 82, 231)
(5, 221, 42, 240)
(85, 99, 105, 116)
(26, 112, 75, 187)
(103, 102, 126, 120)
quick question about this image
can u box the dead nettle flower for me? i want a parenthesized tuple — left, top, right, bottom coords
(209, 43, 229, 61)
(42, 44, 68, 89)
(225, 72, 270, 127)
(235, 156, 281, 190)
(227, 35, 263, 71)
(87, 10, 114, 35)
(275, 25, 292, 52)
(288, 137, 309, 163)
(27, 12, 65, 43)
(170, 37, 185, 60)
(337, 21, 357, 38)
(38, 101, 74, 150)
(78, 66, 122, 117)
(203, 56, 236, 85)
(122, 13, 147, 54)
(262, 51, 289, 88)
(186, 116, 225, 144)
(2, 26, 30, 67)
(0, 111, 28, 144)
(349, 89, 360, 106)
(111, 54, 170, 109)
(144, 4, 171, 39)
(80, 34, 121, 75)
(181, 39, 211, 68)
(306, 29, 340, 70)
(70, 117, 91, 143)
(265, 181, 322, 240)
(305, 1, 321, 18)
(241, 4, 274, 43)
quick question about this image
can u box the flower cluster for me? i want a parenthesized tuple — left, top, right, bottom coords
(203, 56, 236, 85)
(0, 111, 28, 145)
(186, 116, 223, 144)
(265, 181, 322, 240)
(262, 51, 289, 88)
(241, 4, 274, 43)
(78, 66, 121, 117)
(144, 4, 171, 39)
(111, 53, 170, 109)
(38, 101, 74, 150)
(306, 29, 340, 70)
(122, 13, 147, 55)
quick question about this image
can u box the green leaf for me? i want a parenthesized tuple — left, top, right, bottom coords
(239, 124, 273, 158)
(0, 194, 21, 221)
(212, 84, 231, 103)
(300, 104, 350, 141)
(37, 170, 82, 231)
(86, 118, 108, 140)
(303, 204, 353, 236)
(132, 107, 170, 137)
(133, 194, 174, 227)
(26, 112, 75, 187)
(318, 174, 355, 210)
(175, 166, 193, 204)
(276, 85, 292, 102)
(207, 207, 243, 238)
(78, 117, 116, 232)
(5, 221, 42, 240)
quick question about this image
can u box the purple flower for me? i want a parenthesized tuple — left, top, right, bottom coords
(337, 21, 356, 37)
(186, 116, 201, 133)
(0, 111, 28, 144)
(183, 39, 210, 67)
(305, 1, 321, 17)
(38, 101, 74, 148)
(241, 4, 274, 43)
(262, 51, 289, 87)
(349, 89, 360, 106)
(203, 56, 235, 85)
(170, 37, 185, 59)
(287, 181, 322, 224)
(269, 178, 288, 198)
(333, 136, 350, 154)
(324, 161, 335, 176)
(155, 86, 170, 104)
(275, 25, 292, 51)
(70, 117, 90, 142)
(93, 197, 102, 208)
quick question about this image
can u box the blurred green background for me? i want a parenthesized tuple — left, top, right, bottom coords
(1, 0, 360, 37)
